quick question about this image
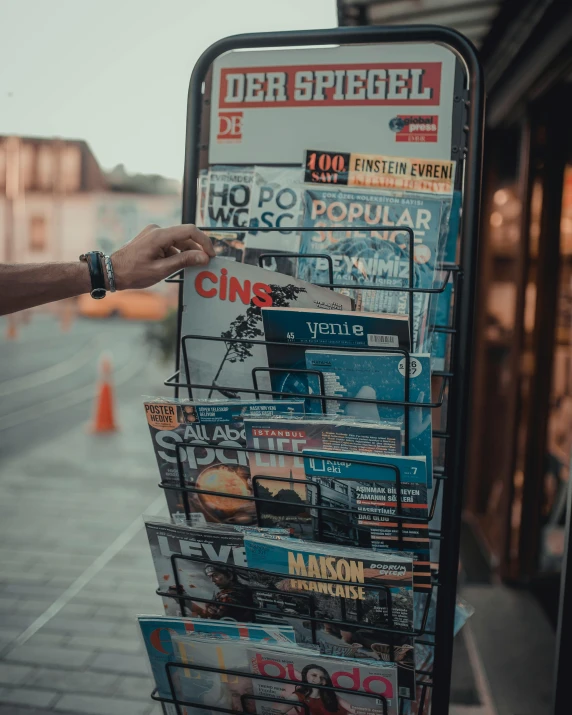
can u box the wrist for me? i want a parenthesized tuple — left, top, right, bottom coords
(76, 260, 92, 294)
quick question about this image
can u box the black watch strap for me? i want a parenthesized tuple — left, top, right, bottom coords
(80, 251, 107, 299)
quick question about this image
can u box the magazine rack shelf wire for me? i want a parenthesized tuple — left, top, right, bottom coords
(151, 23, 484, 715)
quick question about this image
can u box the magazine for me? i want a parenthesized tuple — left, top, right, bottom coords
(261, 306, 410, 413)
(145, 397, 305, 524)
(243, 535, 416, 699)
(145, 521, 253, 617)
(302, 450, 430, 591)
(430, 190, 461, 372)
(248, 643, 398, 715)
(200, 165, 253, 261)
(138, 616, 297, 715)
(304, 352, 433, 488)
(297, 185, 450, 352)
(180, 258, 352, 399)
(244, 166, 304, 275)
(244, 417, 402, 538)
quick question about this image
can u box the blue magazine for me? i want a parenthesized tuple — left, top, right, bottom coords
(431, 190, 461, 371)
(305, 351, 433, 487)
(302, 449, 430, 590)
(261, 306, 410, 413)
(297, 187, 450, 352)
(139, 616, 296, 715)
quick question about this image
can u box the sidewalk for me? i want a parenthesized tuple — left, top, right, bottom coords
(0, 358, 168, 715)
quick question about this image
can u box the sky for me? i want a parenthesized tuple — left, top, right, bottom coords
(0, 0, 337, 179)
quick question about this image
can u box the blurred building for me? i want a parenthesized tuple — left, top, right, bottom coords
(0, 135, 181, 265)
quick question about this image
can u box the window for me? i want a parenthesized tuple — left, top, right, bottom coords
(29, 215, 47, 252)
(60, 146, 81, 192)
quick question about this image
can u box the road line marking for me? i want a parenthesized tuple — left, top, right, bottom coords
(0, 337, 101, 398)
(0, 493, 166, 657)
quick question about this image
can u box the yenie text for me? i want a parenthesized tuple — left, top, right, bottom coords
(306, 321, 364, 339)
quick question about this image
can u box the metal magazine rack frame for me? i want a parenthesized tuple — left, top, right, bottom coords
(150, 24, 483, 715)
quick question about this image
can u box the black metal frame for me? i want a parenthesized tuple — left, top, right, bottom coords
(151, 23, 484, 715)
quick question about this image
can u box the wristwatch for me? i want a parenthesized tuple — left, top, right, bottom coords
(79, 251, 107, 299)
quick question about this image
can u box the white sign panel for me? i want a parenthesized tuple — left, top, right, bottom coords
(210, 44, 457, 165)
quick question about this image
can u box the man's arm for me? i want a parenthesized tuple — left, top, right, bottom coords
(0, 224, 214, 317)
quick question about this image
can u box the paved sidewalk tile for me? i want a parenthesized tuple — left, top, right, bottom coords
(112, 673, 155, 700)
(0, 662, 33, 686)
(56, 693, 152, 715)
(28, 667, 118, 694)
(90, 652, 149, 676)
(0, 685, 60, 708)
(6, 644, 94, 669)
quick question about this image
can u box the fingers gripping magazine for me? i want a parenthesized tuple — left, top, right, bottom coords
(243, 535, 416, 700)
(144, 398, 304, 525)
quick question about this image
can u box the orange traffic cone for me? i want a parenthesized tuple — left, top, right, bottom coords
(5, 314, 18, 340)
(91, 354, 117, 433)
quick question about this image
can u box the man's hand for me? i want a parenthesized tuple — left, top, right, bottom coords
(111, 224, 215, 291)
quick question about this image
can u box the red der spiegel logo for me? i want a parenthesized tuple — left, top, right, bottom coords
(217, 111, 243, 142)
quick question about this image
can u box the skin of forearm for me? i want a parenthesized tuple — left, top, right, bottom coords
(0, 262, 91, 316)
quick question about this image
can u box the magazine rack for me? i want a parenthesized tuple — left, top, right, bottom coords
(150, 24, 483, 715)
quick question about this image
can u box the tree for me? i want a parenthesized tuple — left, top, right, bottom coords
(208, 284, 307, 398)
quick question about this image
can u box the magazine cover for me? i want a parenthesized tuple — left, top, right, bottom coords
(144, 398, 305, 524)
(297, 186, 450, 352)
(244, 166, 304, 275)
(138, 617, 297, 715)
(145, 521, 254, 617)
(180, 258, 352, 399)
(431, 189, 461, 372)
(247, 643, 399, 715)
(302, 450, 430, 591)
(244, 417, 402, 538)
(200, 165, 253, 261)
(243, 535, 416, 699)
(304, 352, 433, 488)
(261, 306, 410, 413)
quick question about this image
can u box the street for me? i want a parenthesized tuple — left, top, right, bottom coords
(0, 314, 169, 715)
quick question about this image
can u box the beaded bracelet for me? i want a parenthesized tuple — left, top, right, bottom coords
(104, 255, 117, 293)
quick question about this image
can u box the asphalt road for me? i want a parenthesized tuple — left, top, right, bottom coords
(0, 314, 163, 460)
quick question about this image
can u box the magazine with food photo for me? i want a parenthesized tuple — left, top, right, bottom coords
(243, 535, 416, 699)
(302, 450, 430, 591)
(261, 306, 410, 413)
(244, 417, 402, 539)
(180, 258, 352, 400)
(304, 351, 433, 487)
(138, 616, 297, 715)
(144, 397, 305, 524)
(248, 643, 399, 715)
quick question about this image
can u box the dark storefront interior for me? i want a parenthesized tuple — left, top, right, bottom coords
(338, 2, 572, 712)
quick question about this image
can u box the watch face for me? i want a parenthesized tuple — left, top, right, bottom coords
(91, 288, 107, 300)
